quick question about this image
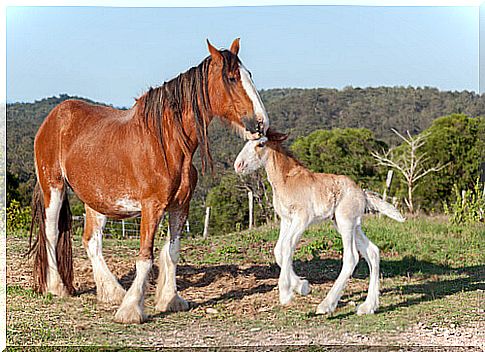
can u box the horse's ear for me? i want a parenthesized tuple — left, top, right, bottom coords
(230, 38, 240, 55)
(267, 128, 289, 142)
(207, 39, 223, 65)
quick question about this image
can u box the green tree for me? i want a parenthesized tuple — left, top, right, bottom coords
(206, 171, 273, 235)
(206, 173, 250, 235)
(291, 128, 387, 190)
(416, 114, 485, 210)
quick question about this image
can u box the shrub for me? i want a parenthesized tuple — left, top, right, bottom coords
(444, 179, 484, 225)
(7, 199, 31, 234)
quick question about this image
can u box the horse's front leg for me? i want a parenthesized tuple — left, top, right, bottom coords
(114, 203, 164, 324)
(155, 206, 189, 312)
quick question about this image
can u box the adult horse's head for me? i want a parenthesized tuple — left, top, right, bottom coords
(206, 38, 269, 139)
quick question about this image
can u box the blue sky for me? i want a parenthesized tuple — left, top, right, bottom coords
(6, 5, 479, 107)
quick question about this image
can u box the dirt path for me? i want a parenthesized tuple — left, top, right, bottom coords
(6, 236, 484, 348)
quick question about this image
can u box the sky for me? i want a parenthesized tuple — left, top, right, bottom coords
(6, 4, 480, 107)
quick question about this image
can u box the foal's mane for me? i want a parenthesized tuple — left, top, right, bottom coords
(267, 137, 305, 177)
(138, 50, 240, 173)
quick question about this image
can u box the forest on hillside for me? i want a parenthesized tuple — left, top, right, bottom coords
(6, 86, 485, 217)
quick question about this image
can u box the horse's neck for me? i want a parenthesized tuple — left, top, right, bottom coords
(265, 146, 300, 189)
(134, 100, 203, 157)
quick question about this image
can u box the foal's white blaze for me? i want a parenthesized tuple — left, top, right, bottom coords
(239, 65, 269, 133)
(234, 138, 268, 174)
(45, 187, 67, 295)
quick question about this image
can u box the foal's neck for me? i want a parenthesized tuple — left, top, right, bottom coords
(265, 144, 301, 186)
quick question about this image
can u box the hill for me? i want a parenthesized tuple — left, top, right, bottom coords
(6, 87, 485, 204)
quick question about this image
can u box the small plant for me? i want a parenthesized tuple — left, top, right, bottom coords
(444, 179, 484, 225)
(299, 238, 330, 258)
(7, 199, 31, 234)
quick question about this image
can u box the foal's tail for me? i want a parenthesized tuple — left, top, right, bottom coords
(28, 182, 75, 294)
(364, 190, 406, 223)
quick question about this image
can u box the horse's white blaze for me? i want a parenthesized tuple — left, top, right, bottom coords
(44, 187, 65, 294)
(239, 65, 269, 133)
(115, 197, 141, 212)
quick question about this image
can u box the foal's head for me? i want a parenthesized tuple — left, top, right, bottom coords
(234, 130, 289, 174)
(206, 39, 269, 139)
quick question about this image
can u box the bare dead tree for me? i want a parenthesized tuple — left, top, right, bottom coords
(371, 129, 447, 213)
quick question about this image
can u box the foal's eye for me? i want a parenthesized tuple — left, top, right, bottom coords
(257, 142, 266, 148)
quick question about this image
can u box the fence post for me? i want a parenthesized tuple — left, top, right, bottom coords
(122, 219, 125, 238)
(383, 170, 394, 201)
(248, 190, 254, 229)
(203, 207, 210, 239)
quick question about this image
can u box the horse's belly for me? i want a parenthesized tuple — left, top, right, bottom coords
(65, 170, 143, 218)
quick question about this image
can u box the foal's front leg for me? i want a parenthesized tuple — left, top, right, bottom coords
(277, 215, 308, 305)
(155, 207, 189, 312)
(274, 217, 311, 299)
(114, 204, 164, 324)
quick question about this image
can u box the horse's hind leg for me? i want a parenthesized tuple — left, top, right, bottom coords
(82, 205, 126, 304)
(43, 185, 70, 297)
(316, 213, 359, 315)
(355, 225, 380, 315)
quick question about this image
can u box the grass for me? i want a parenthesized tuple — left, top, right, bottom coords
(6, 216, 485, 347)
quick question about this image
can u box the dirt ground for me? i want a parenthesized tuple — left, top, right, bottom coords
(6, 235, 485, 349)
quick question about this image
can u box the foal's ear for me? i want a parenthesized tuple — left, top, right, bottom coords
(230, 38, 240, 55)
(267, 128, 289, 142)
(207, 39, 223, 65)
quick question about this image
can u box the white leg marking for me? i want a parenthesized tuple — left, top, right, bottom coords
(155, 237, 188, 312)
(45, 188, 68, 296)
(114, 259, 152, 324)
(355, 226, 380, 315)
(240, 64, 269, 132)
(86, 213, 126, 304)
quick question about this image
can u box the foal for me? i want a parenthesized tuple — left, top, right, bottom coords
(234, 132, 405, 315)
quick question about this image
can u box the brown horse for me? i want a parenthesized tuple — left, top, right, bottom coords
(30, 39, 269, 323)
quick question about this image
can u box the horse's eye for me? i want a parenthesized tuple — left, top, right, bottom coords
(257, 142, 266, 148)
(229, 76, 237, 84)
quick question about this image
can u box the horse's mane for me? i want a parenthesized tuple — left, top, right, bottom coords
(138, 50, 240, 173)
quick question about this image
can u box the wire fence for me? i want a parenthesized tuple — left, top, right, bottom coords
(72, 215, 195, 239)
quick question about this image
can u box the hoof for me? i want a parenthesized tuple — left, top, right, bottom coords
(296, 279, 311, 296)
(97, 283, 126, 305)
(47, 282, 70, 298)
(155, 294, 189, 312)
(316, 300, 336, 315)
(279, 290, 294, 305)
(114, 304, 146, 324)
(356, 301, 378, 315)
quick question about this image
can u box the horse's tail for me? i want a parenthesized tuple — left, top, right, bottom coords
(28, 182, 75, 294)
(364, 190, 406, 223)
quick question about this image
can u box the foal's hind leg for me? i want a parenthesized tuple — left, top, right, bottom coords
(355, 225, 380, 315)
(155, 207, 189, 312)
(43, 186, 70, 297)
(316, 214, 359, 315)
(82, 206, 126, 304)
